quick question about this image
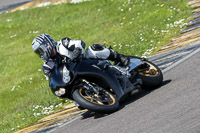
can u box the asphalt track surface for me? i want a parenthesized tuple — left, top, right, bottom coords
(52, 51, 200, 133)
(0, 0, 33, 12)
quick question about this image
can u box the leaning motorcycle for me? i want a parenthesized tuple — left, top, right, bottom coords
(49, 54, 163, 114)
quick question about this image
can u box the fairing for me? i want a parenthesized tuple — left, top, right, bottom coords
(49, 59, 125, 100)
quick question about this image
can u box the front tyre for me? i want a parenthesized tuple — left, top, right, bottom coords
(73, 86, 119, 114)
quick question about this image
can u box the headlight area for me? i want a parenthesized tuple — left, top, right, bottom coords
(63, 65, 71, 83)
(55, 88, 66, 97)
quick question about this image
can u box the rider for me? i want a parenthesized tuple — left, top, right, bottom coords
(32, 33, 130, 81)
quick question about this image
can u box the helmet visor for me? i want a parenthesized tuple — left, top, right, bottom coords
(35, 45, 48, 60)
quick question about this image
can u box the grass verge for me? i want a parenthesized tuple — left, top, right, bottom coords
(0, 0, 192, 132)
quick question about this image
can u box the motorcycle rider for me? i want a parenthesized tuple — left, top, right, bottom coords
(32, 33, 130, 80)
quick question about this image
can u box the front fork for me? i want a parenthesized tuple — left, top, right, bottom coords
(75, 80, 103, 95)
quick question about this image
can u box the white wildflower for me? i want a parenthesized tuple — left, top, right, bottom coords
(11, 86, 15, 91)
(129, 8, 132, 11)
(44, 75, 49, 80)
(97, 9, 101, 12)
(33, 31, 39, 34)
(167, 24, 170, 28)
(37, 113, 41, 116)
(35, 105, 39, 109)
(7, 19, 12, 22)
(10, 34, 17, 38)
(121, 9, 124, 12)
(161, 30, 169, 33)
(33, 113, 37, 116)
(38, 69, 42, 72)
(59, 103, 63, 107)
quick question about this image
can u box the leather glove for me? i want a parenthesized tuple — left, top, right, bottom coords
(72, 48, 82, 59)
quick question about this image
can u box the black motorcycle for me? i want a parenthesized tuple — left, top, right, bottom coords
(49, 56, 163, 114)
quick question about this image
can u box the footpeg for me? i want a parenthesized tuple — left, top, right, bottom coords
(130, 85, 141, 95)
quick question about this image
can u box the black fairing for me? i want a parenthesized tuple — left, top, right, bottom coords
(49, 60, 65, 89)
(50, 59, 125, 101)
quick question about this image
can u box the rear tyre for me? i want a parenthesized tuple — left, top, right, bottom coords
(136, 60, 163, 90)
(73, 86, 119, 114)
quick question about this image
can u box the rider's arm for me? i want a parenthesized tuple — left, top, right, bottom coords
(42, 60, 55, 77)
(60, 37, 86, 60)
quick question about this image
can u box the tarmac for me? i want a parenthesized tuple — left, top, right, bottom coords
(10, 0, 200, 132)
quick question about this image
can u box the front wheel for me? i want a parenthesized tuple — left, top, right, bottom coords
(73, 85, 119, 114)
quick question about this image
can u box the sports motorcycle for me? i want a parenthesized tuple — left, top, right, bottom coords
(49, 55, 163, 114)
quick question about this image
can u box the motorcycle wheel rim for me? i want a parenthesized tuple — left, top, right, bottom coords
(139, 63, 159, 77)
(79, 87, 116, 106)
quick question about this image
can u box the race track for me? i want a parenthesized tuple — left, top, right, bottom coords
(52, 50, 200, 133)
(0, 0, 33, 12)
(1, 0, 200, 132)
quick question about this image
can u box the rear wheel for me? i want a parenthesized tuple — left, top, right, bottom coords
(128, 56, 163, 90)
(136, 60, 163, 90)
(73, 83, 119, 114)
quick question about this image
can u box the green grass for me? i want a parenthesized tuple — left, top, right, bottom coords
(0, 0, 192, 132)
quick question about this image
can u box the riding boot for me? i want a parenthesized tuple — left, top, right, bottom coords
(108, 49, 130, 66)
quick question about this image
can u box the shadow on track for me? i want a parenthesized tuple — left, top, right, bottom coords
(80, 79, 172, 119)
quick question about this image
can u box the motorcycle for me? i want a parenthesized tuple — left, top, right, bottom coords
(49, 55, 163, 114)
